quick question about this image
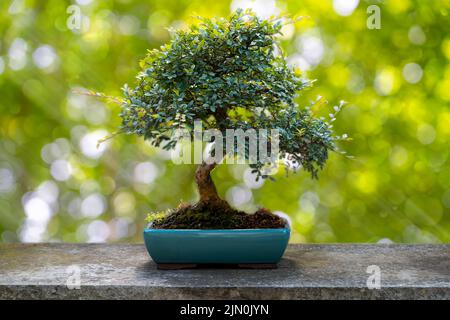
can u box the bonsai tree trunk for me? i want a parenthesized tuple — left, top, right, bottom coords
(195, 161, 231, 210)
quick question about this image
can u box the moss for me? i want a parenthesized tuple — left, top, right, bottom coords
(148, 202, 286, 229)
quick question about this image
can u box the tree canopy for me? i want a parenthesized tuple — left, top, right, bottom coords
(121, 10, 338, 178)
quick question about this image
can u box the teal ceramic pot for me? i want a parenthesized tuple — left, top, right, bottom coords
(143, 225, 290, 264)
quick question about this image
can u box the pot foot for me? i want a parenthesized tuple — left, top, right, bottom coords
(156, 263, 277, 270)
(237, 263, 277, 269)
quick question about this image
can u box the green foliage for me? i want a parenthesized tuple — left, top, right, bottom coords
(145, 210, 169, 223)
(121, 9, 336, 178)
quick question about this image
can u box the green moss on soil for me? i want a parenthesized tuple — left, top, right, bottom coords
(148, 202, 286, 229)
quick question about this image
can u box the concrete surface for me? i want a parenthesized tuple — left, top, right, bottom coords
(0, 243, 448, 299)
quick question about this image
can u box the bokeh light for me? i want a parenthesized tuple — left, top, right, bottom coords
(0, 0, 449, 244)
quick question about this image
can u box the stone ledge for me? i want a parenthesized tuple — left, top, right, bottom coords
(0, 243, 448, 299)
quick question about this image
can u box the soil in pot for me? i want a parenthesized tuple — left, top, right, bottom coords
(149, 202, 286, 229)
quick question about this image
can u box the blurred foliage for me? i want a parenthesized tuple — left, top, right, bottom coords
(0, 0, 449, 243)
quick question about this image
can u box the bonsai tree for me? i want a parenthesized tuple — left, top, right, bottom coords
(117, 10, 342, 228)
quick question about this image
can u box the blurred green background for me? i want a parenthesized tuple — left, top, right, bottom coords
(1, 0, 449, 243)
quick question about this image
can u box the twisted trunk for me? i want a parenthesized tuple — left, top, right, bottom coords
(195, 162, 218, 202)
(195, 161, 231, 209)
